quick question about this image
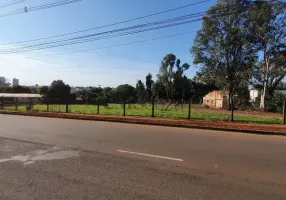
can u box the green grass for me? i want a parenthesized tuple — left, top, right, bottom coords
(2, 103, 283, 125)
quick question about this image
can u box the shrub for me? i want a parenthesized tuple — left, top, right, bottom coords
(265, 92, 286, 113)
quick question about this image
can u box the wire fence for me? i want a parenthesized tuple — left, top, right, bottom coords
(0, 97, 285, 125)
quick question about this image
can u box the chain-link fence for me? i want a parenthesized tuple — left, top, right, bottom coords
(0, 97, 285, 125)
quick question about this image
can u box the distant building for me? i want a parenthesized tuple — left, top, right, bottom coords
(12, 78, 19, 86)
(203, 90, 228, 108)
(249, 89, 259, 102)
(0, 77, 5, 85)
(249, 88, 286, 102)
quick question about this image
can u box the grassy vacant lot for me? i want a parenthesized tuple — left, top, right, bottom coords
(3, 103, 283, 125)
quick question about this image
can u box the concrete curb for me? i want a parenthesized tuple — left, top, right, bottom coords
(0, 110, 285, 136)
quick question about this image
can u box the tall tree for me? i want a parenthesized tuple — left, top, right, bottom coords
(191, 0, 256, 109)
(157, 54, 176, 99)
(100, 87, 113, 102)
(135, 79, 146, 103)
(114, 84, 136, 103)
(152, 81, 166, 100)
(173, 60, 190, 101)
(145, 73, 154, 100)
(39, 80, 75, 103)
(248, 0, 286, 110)
(157, 54, 190, 100)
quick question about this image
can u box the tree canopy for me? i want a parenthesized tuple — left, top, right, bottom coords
(39, 80, 75, 103)
(247, 0, 286, 110)
(157, 54, 191, 101)
(191, 0, 257, 108)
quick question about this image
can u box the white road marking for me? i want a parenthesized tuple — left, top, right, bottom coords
(117, 150, 183, 162)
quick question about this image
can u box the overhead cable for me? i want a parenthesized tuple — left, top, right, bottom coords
(0, 0, 211, 45)
(0, 0, 83, 17)
(0, 0, 25, 9)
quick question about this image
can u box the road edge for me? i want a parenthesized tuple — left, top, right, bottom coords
(0, 110, 285, 136)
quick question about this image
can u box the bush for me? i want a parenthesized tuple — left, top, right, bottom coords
(265, 92, 286, 113)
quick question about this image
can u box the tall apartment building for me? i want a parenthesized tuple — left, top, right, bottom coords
(0, 77, 5, 85)
(12, 78, 19, 86)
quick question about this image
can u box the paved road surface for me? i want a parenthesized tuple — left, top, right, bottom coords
(0, 114, 285, 199)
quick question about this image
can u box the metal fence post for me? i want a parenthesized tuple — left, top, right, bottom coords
(1, 96, 3, 109)
(15, 98, 18, 111)
(97, 103, 99, 115)
(123, 100, 126, 116)
(188, 99, 191, 120)
(283, 99, 286, 125)
(231, 96, 234, 122)
(66, 102, 69, 113)
(29, 99, 32, 111)
(151, 97, 155, 118)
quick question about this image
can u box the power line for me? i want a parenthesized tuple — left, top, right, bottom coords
(53, 31, 197, 56)
(0, 0, 25, 9)
(0, 0, 83, 17)
(5, 5, 248, 53)
(2, 0, 283, 47)
(0, 0, 211, 45)
(0, 2, 264, 53)
(0, 0, 283, 54)
(6, 13, 204, 50)
(0, 16, 204, 54)
(0, 6, 259, 54)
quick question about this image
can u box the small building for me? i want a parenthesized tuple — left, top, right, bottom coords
(0, 93, 42, 107)
(203, 90, 228, 108)
(249, 89, 259, 102)
(249, 89, 285, 102)
(12, 78, 19, 86)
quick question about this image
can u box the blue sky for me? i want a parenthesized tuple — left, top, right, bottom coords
(0, 0, 215, 87)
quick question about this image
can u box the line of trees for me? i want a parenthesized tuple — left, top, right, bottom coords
(37, 54, 217, 105)
(0, 85, 38, 94)
(68, 63, 217, 105)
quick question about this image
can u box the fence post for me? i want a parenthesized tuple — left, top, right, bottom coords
(66, 102, 69, 113)
(29, 99, 32, 111)
(47, 103, 49, 112)
(97, 103, 99, 115)
(123, 100, 126, 116)
(151, 97, 155, 118)
(283, 99, 286, 125)
(231, 96, 234, 122)
(188, 99, 192, 120)
(1, 96, 3, 109)
(15, 98, 18, 111)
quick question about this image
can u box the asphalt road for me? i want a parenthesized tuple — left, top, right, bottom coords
(0, 114, 286, 199)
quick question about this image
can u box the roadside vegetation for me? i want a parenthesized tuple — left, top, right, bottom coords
(3, 103, 283, 125)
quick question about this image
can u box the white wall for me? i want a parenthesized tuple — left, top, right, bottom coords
(249, 89, 259, 102)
